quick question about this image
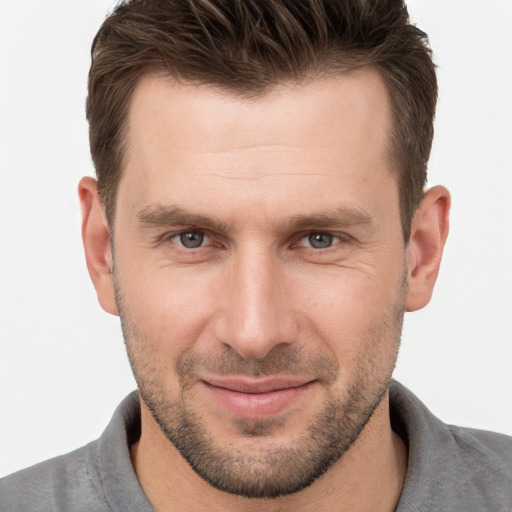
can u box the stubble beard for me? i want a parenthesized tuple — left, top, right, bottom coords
(116, 280, 405, 499)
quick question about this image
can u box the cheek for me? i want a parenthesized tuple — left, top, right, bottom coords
(296, 267, 404, 360)
(117, 263, 219, 359)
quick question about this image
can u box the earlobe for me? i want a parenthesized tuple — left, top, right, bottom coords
(78, 177, 118, 316)
(405, 186, 451, 312)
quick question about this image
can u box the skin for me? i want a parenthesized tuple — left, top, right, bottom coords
(80, 68, 450, 511)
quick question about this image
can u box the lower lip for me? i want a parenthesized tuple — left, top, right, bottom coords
(203, 381, 316, 419)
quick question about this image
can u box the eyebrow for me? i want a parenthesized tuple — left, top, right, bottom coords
(137, 206, 229, 232)
(137, 205, 373, 232)
(282, 208, 373, 231)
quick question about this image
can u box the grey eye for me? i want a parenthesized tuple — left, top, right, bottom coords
(179, 232, 204, 248)
(308, 233, 334, 249)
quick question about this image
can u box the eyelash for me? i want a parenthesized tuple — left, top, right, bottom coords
(168, 231, 213, 249)
(295, 232, 350, 249)
(165, 230, 351, 251)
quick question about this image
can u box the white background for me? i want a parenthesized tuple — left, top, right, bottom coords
(0, 0, 511, 477)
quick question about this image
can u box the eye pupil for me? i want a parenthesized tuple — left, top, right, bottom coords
(180, 232, 204, 248)
(308, 233, 333, 249)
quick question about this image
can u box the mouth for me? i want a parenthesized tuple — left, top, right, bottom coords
(201, 377, 317, 419)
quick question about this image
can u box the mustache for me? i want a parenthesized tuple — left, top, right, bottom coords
(176, 344, 339, 384)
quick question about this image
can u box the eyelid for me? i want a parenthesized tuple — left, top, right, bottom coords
(159, 229, 351, 250)
(166, 229, 212, 248)
(295, 231, 351, 248)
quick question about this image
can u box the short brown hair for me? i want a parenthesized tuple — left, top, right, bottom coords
(87, 0, 437, 240)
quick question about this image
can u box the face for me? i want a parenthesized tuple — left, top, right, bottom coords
(113, 70, 408, 498)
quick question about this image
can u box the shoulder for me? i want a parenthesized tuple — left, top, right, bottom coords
(0, 442, 110, 512)
(448, 424, 512, 483)
(453, 423, 512, 453)
(436, 426, 512, 511)
(391, 381, 512, 511)
(0, 392, 150, 512)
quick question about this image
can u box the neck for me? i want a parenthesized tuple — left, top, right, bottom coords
(131, 392, 407, 512)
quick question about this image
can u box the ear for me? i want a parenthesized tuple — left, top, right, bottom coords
(78, 177, 118, 316)
(405, 186, 451, 312)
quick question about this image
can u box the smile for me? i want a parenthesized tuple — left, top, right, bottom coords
(201, 377, 317, 419)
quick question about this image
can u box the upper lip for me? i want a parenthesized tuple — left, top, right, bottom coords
(201, 377, 315, 394)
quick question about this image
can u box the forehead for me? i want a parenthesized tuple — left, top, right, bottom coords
(119, 70, 397, 226)
(126, 68, 392, 157)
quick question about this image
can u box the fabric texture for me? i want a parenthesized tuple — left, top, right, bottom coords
(1, 381, 511, 511)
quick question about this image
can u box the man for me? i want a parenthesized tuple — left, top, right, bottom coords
(1, 0, 511, 510)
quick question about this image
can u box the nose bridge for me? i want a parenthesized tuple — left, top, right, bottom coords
(215, 244, 295, 359)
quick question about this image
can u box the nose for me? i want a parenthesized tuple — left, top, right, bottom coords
(214, 247, 298, 360)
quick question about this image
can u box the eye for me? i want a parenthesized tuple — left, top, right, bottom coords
(300, 232, 344, 249)
(171, 231, 208, 249)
